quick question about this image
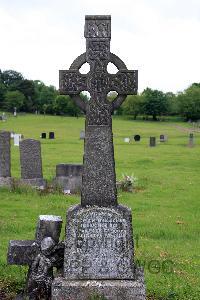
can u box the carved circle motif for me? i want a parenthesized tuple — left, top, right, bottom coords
(69, 52, 127, 111)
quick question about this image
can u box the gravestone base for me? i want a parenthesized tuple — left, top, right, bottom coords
(52, 267, 146, 300)
(20, 178, 47, 188)
(0, 177, 13, 187)
(53, 176, 82, 193)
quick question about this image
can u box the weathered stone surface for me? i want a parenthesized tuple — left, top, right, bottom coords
(20, 139, 43, 179)
(82, 126, 117, 206)
(7, 240, 39, 265)
(35, 215, 62, 243)
(0, 176, 13, 187)
(0, 131, 11, 177)
(19, 139, 46, 187)
(149, 137, 156, 147)
(8, 215, 64, 300)
(52, 267, 145, 300)
(52, 15, 145, 300)
(54, 164, 83, 193)
(60, 15, 137, 207)
(20, 178, 46, 188)
(56, 163, 82, 177)
(64, 205, 134, 280)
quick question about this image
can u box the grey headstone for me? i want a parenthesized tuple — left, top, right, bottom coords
(80, 130, 85, 140)
(160, 134, 167, 142)
(0, 131, 11, 177)
(54, 164, 83, 193)
(149, 137, 156, 147)
(188, 133, 194, 147)
(19, 139, 46, 187)
(0, 131, 13, 187)
(64, 205, 134, 280)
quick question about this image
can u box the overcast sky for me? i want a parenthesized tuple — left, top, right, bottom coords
(0, 0, 200, 93)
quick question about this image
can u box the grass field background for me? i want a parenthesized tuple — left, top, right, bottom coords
(0, 114, 199, 299)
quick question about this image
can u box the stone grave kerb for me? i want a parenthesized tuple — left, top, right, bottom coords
(60, 15, 138, 207)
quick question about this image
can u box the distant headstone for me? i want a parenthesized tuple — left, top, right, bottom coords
(49, 132, 55, 139)
(0, 116, 2, 120)
(41, 132, 46, 139)
(52, 15, 145, 300)
(14, 107, 17, 117)
(134, 134, 141, 141)
(8, 215, 64, 300)
(2, 112, 7, 122)
(80, 130, 85, 140)
(0, 131, 13, 187)
(160, 134, 167, 142)
(14, 134, 22, 146)
(19, 139, 46, 187)
(54, 164, 83, 193)
(149, 136, 156, 147)
(188, 133, 194, 147)
(124, 137, 130, 143)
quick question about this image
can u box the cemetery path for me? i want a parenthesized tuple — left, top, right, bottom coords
(173, 124, 200, 133)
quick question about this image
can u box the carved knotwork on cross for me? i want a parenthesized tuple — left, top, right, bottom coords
(59, 15, 138, 207)
(60, 15, 137, 125)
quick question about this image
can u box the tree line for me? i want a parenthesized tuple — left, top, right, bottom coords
(0, 69, 200, 120)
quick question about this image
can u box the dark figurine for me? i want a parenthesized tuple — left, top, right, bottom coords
(26, 237, 64, 300)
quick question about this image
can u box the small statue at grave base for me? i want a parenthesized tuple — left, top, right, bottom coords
(26, 237, 64, 300)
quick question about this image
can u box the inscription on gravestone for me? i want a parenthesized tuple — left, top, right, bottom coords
(65, 206, 134, 279)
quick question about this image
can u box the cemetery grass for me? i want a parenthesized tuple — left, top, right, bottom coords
(0, 114, 199, 300)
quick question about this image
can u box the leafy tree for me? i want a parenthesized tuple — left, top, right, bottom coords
(1, 70, 24, 90)
(122, 95, 143, 119)
(54, 95, 71, 114)
(177, 84, 200, 120)
(141, 88, 169, 120)
(16, 79, 36, 111)
(5, 90, 25, 111)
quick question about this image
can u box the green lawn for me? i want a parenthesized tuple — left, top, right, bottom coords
(0, 114, 199, 300)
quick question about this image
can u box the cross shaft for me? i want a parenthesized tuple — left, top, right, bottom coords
(59, 15, 138, 206)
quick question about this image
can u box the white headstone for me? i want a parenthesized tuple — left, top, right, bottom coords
(124, 137, 130, 143)
(14, 134, 22, 146)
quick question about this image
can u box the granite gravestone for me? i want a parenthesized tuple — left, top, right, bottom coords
(54, 163, 83, 193)
(19, 139, 46, 187)
(8, 215, 64, 299)
(41, 132, 46, 139)
(49, 132, 55, 139)
(188, 133, 194, 147)
(0, 131, 13, 187)
(149, 137, 156, 147)
(134, 135, 141, 142)
(160, 134, 167, 142)
(52, 15, 145, 300)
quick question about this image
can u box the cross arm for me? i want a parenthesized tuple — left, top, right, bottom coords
(59, 70, 87, 95)
(7, 240, 39, 265)
(109, 70, 138, 95)
(59, 70, 87, 113)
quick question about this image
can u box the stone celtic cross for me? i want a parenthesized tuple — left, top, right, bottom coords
(60, 15, 138, 207)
